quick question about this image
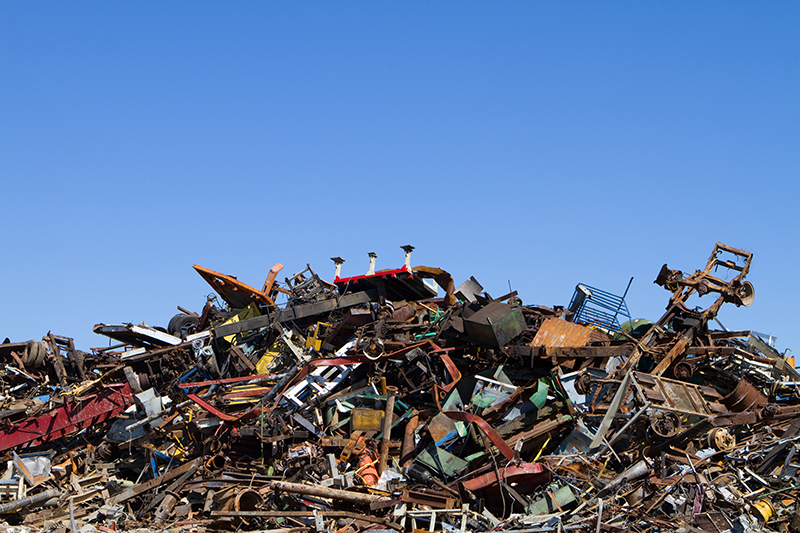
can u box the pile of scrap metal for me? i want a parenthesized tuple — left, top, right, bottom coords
(0, 242, 798, 533)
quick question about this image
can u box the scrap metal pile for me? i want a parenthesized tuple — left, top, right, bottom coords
(2, 243, 800, 533)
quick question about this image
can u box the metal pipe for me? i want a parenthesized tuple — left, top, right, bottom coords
(270, 481, 392, 505)
(217, 487, 262, 526)
(154, 492, 178, 526)
(597, 459, 652, 497)
(69, 497, 76, 533)
(378, 394, 395, 474)
(205, 454, 226, 470)
(0, 489, 60, 514)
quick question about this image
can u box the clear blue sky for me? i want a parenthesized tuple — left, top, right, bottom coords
(1, 2, 798, 358)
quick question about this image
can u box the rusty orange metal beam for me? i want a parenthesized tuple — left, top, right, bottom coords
(193, 264, 276, 309)
(262, 263, 284, 295)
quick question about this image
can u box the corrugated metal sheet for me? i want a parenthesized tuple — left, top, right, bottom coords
(531, 317, 593, 347)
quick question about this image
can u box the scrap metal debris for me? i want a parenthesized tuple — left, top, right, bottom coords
(1, 242, 798, 533)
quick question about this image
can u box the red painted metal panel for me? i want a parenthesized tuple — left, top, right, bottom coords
(334, 265, 409, 285)
(0, 383, 133, 452)
(461, 462, 550, 493)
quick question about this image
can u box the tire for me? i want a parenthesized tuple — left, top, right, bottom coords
(168, 314, 199, 339)
(33, 341, 47, 367)
(23, 341, 46, 368)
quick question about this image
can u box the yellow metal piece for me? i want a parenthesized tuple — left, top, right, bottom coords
(256, 332, 302, 373)
(597, 456, 610, 479)
(533, 434, 552, 462)
(171, 436, 186, 452)
(222, 383, 275, 405)
(351, 409, 385, 432)
(417, 302, 437, 313)
(256, 352, 277, 374)
(305, 322, 333, 351)
(160, 441, 185, 461)
(224, 397, 262, 406)
(753, 499, 776, 522)
(220, 303, 261, 343)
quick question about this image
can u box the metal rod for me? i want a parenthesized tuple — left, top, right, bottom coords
(270, 481, 392, 505)
(378, 394, 396, 474)
(0, 489, 60, 514)
(69, 497, 76, 533)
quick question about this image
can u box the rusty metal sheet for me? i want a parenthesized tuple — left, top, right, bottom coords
(531, 317, 593, 347)
(633, 372, 727, 416)
(193, 264, 276, 309)
(720, 376, 768, 412)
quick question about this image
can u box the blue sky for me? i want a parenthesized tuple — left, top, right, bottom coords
(1, 2, 798, 357)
